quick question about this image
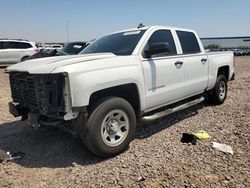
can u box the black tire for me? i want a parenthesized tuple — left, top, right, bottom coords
(21, 56, 29, 62)
(208, 75, 228, 105)
(80, 97, 136, 157)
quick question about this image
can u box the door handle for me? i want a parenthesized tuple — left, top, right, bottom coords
(175, 61, 183, 66)
(201, 58, 207, 63)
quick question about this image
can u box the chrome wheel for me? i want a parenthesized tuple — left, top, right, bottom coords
(101, 109, 129, 147)
(219, 81, 226, 100)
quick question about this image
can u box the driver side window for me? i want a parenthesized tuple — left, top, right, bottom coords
(143, 30, 177, 58)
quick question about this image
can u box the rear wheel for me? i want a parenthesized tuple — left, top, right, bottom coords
(21, 56, 29, 62)
(208, 75, 228, 105)
(80, 97, 136, 157)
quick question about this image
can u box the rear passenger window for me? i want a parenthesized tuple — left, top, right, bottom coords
(22, 43, 32, 48)
(8, 42, 32, 49)
(8, 42, 20, 49)
(176, 31, 201, 54)
(145, 30, 177, 57)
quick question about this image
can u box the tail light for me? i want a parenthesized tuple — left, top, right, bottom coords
(35, 48, 40, 53)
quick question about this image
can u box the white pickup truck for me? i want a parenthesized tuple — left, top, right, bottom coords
(6, 25, 235, 157)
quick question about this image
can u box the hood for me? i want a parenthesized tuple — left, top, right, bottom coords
(6, 53, 116, 74)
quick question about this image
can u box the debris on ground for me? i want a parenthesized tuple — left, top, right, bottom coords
(181, 133, 197, 145)
(137, 176, 146, 182)
(0, 149, 23, 162)
(212, 142, 234, 155)
(192, 131, 211, 140)
(0, 149, 11, 162)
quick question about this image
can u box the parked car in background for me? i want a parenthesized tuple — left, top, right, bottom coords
(41, 44, 51, 49)
(59, 41, 87, 54)
(28, 41, 87, 59)
(232, 49, 244, 56)
(0, 39, 39, 63)
(50, 44, 63, 50)
(42, 44, 63, 50)
(232, 48, 250, 56)
(242, 49, 250, 56)
(247, 49, 250, 55)
(206, 48, 250, 56)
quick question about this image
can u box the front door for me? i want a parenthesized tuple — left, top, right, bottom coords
(140, 29, 186, 110)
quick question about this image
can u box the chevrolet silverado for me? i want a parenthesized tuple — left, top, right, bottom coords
(6, 25, 235, 157)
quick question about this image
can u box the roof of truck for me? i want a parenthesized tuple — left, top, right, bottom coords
(109, 25, 196, 35)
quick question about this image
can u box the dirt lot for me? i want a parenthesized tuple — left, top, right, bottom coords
(0, 57, 249, 187)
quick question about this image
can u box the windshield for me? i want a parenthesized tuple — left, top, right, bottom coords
(80, 30, 146, 55)
(60, 42, 87, 55)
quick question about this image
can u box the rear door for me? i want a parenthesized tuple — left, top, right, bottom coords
(140, 29, 186, 110)
(6, 41, 22, 62)
(0, 42, 8, 63)
(175, 30, 208, 97)
(7, 42, 33, 62)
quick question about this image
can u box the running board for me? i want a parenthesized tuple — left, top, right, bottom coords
(142, 97, 204, 122)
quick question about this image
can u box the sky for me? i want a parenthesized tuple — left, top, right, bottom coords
(0, 0, 249, 42)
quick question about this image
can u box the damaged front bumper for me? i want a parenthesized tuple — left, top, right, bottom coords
(8, 72, 79, 123)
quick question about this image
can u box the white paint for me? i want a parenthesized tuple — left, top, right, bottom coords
(6, 26, 235, 116)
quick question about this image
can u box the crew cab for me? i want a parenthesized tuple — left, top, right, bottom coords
(6, 25, 235, 157)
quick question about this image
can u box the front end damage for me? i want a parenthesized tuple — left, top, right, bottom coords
(8, 72, 78, 127)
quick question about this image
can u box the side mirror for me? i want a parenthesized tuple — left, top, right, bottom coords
(145, 42, 170, 58)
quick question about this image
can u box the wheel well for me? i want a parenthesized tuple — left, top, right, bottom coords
(89, 84, 141, 116)
(21, 56, 29, 61)
(217, 66, 229, 80)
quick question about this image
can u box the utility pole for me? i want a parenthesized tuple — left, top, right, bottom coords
(66, 21, 69, 42)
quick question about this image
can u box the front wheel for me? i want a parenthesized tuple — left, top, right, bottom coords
(208, 75, 228, 105)
(83, 97, 136, 157)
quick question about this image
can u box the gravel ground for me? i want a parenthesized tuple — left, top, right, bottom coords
(0, 57, 249, 188)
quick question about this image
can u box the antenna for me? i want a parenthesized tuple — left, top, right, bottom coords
(137, 23, 145, 29)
